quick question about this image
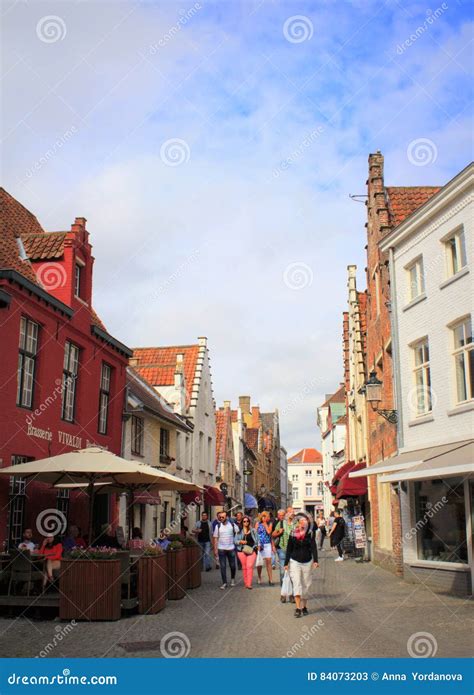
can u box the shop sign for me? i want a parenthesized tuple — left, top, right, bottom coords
(353, 514, 367, 549)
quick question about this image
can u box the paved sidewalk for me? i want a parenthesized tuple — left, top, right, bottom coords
(0, 548, 472, 658)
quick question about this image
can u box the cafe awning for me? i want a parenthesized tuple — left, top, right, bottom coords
(244, 492, 258, 509)
(133, 491, 162, 505)
(204, 485, 225, 506)
(180, 490, 203, 505)
(350, 439, 473, 478)
(380, 440, 474, 483)
(330, 460, 356, 494)
(336, 462, 367, 499)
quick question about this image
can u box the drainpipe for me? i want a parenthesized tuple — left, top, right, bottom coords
(387, 246, 404, 450)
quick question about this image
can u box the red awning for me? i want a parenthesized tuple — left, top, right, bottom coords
(332, 460, 356, 484)
(204, 485, 225, 506)
(180, 491, 203, 506)
(336, 462, 367, 499)
(133, 491, 161, 505)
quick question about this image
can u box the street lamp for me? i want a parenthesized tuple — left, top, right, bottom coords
(365, 371, 398, 424)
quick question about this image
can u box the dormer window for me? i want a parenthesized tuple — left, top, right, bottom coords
(74, 264, 82, 298)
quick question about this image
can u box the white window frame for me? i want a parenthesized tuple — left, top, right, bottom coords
(451, 316, 473, 404)
(305, 469, 311, 478)
(444, 227, 467, 278)
(61, 341, 79, 422)
(305, 484, 312, 496)
(292, 487, 299, 501)
(406, 256, 425, 302)
(411, 337, 432, 416)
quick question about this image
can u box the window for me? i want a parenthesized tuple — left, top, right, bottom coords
(292, 487, 299, 501)
(8, 455, 30, 549)
(406, 257, 425, 302)
(292, 474, 299, 482)
(412, 338, 432, 415)
(74, 264, 82, 297)
(61, 341, 79, 422)
(373, 267, 381, 316)
(160, 428, 170, 458)
(98, 364, 111, 434)
(452, 317, 473, 403)
(318, 482, 324, 495)
(305, 469, 312, 477)
(305, 484, 312, 496)
(56, 489, 70, 539)
(17, 317, 39, 408)
(444, 228, 467, 277)
(131, 415, 144, 456)
(414, 477, 467, 564)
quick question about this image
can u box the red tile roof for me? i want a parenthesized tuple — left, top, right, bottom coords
(0, 188, 107, 330)
(127, 367, 192, 432)
(385, 187, 441, 227)
(22, 231, 66, 260)
(320, 385, 345, 408)
(245, 427, 259, 452)
(288, 448, 322, 464)
(132, 346, 200, 403)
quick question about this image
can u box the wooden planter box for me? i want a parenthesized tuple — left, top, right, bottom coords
(59, 559, 121, 621)
(166, 549, 186, 600)
(185, 545, 202, 590)
(138, 555, 167, 614)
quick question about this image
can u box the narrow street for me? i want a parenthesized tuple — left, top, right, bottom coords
(1, 548, 472, 659)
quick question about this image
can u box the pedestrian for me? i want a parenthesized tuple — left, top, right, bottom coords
(17, 528, 36, 552)
(192, 512, 213, 572)
(284, 514, 318, 618)
(233, 510, 244, 570)
(40, 534, 63, 589)
(328, 509, 346, 561)
(316, 511, 327, 551)
(127, 527, 145, 551)
(213, 510, 239, 589)
(271, 509, 287, 584)
(255, 511, 274, 585)
(278, 508, 295, 602)
(235, 515, 258, 589)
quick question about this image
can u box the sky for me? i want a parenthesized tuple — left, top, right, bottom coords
(2, 0, 473, 455)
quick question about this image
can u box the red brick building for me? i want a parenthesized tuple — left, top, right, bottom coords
(364, 153, 440, 574)
(0, 189, 131, 547)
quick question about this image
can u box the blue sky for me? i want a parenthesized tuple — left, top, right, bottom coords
(2, 0, 473, 454)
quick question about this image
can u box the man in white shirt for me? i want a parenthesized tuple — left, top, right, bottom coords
(18, 528, 36, 552)
(213, 510, 239, 590)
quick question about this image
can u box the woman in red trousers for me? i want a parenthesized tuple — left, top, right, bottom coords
(235, 516, 258, 589)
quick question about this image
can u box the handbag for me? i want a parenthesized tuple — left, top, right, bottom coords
(255, 550, 263, 567)
(281, 569, 293, 597)
(242, 544, 254, 555)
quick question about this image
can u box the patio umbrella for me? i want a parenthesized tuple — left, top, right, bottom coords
(0, 447, 201, 542)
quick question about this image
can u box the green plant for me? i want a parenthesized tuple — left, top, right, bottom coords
(182, 537, 199, 547)
(68, 547, 118, 560)
(168, 540, 183, 551)
(143, 545, 164, 556)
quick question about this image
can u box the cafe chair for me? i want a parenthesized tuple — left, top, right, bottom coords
(8, 550, 43, 596)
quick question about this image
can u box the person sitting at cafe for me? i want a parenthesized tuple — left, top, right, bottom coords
(18, 528, 36, 552)
(95, 523, 121, 549)
(63, 525, 87, 552)
(154, 530, 170, 551)
(39, 535, 63, 588)
(127, 527, 145, 550)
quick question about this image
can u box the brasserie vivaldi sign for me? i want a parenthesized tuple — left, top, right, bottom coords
(27, 424, 99, 450)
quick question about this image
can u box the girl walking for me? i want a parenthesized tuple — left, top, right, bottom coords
(255, 511, 274, 585)
(284, 514, 318, 618)
(235, 516, 258, 589)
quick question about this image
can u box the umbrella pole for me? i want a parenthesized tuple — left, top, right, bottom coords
(88, 481, 96, 547)
(128, 489, 134, 540)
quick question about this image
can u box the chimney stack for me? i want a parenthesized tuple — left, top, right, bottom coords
(223, 400, 231, 410)
(239, 396, 251, 414)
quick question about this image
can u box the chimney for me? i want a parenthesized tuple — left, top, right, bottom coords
(239, 396, 251, 414)
(174, 353, 184, 388)
(223, 400, 231, 410)
(251, 406, 260, 426)
(71, 217, 87, 234)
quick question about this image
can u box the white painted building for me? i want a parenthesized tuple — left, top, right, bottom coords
(317, 387, 347, 516)
(370, 163, 474, 596)
(287, 448, 324, 516)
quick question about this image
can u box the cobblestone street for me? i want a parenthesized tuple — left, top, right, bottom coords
(0, 548, 472, 659)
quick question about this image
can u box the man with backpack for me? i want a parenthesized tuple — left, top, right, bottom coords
(213, 510, 239, 589)
(192, 512, 213, 572)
